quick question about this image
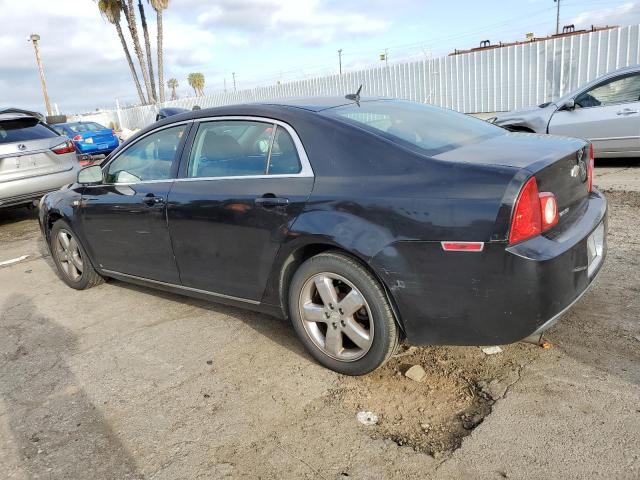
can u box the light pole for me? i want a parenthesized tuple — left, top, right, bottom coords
(232, 72, 237, 92)
(338, 49, 343, 75)
(28, 33, 53, 116)
(554, 0, 561, 35)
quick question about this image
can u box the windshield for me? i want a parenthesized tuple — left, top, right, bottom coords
(68, 122, 107, 132)
(322, 100, 504, 156)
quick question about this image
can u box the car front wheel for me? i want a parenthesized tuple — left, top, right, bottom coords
(50, 220, 104, 290)
(288, 251, 399, 375)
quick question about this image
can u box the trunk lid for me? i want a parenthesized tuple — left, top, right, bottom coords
(433, 132, 590, 215)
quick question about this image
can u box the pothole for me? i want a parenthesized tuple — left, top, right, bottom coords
(331, 343, 538, 456)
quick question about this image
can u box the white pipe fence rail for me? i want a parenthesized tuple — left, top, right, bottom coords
(104, 24, 640, 131)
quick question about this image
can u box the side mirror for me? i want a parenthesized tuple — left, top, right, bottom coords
(77, 165, 103, 185)
(560, 98, 576, 111)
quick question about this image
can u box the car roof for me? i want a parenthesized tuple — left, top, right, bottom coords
(255, 96, 389, 112)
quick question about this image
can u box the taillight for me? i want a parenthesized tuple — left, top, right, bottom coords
(72, 135, 83, 142)
(508, 177, 559, 244)
(51, 140, 76, 155)
(587, 143, 594, 192)
(509, 177, 541, 244)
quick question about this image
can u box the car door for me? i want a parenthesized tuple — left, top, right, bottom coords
(167, 118, 314, 302)
(549, 72, 640, 156)
(79, 122, 190, 283)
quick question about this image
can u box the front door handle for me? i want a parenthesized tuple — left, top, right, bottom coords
(616, 108, 639, 115)
(255, 195, 290, 207)
(142, 193, 165, 206)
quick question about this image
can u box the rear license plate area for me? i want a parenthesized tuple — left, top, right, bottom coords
(98, 143, 109, 150)
(587, 222, 604, 277)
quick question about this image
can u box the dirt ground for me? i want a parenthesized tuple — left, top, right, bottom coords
(0, 162, 638, 479)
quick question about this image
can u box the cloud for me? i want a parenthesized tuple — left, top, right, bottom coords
(197, 0, 389, 45)
(572, 2, 640, 27)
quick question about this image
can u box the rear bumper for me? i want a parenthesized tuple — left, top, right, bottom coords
(75, 140, 118, 155)
(0, 167, 78, 207)
(370, 189, 608, 346)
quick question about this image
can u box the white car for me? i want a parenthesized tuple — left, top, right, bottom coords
(0, 109, 80, 208)
(492, 65, 640, 158)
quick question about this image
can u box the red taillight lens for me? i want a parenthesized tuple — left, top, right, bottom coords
(539, 192, 558, 230)
(509, 177, 560, 244)
(509, 177, 541, 244)
(51, 140, 76, 155)
(72, 135, 83, 142)
(587, 144, 594, 192)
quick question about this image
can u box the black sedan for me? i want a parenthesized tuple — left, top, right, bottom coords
(39, 97, 607, 375)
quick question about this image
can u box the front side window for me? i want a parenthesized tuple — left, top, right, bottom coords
(576, 74, 640, 108)
(322, 100, 503, 156)
(106, 125, 185, 183)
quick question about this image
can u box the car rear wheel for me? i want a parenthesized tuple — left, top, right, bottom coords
(50, 220, 104, 290)
(288, 251, 399, 375)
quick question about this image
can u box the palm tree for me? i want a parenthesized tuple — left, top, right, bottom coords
(149, 0, 169, 103)
(167, 78, 178, 100)
(97, 0, 146, 104)
(188, 73, 205, 96)
(122, 0, 154, 103)
(137, 0, 157, 101)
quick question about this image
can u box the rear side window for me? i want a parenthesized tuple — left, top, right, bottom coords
(323, 100, 503, 156)
(187, 120, 274, 178)
(187, 120, 302, 178)
(0, 118, 58, 144)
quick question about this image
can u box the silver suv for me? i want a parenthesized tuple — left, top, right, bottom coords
(0, 109, 80, 208)
(492, 65, 640, 158)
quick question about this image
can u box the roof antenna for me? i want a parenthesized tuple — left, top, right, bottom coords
(345, 84, 363, 106)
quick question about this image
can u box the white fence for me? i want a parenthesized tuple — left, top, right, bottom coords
(109, 24, 640, 130)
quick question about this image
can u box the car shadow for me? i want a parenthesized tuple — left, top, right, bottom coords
(0, 205, 38, 226)
(106, 279, 313, 364)
(0, 294, 143, 479)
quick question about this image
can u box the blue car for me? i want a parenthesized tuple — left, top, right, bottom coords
(52, 121, 119, 157)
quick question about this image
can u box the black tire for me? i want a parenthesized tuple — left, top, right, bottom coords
(50, 220, 104, 290)
(288, 251, 399, 375)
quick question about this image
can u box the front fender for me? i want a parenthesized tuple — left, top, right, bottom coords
(39, 185, 83, 245)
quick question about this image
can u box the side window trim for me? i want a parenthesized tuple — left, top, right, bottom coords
(575, 73, 640, 109)
(100, 120, 193, 185)
(176, 115, 313, 181)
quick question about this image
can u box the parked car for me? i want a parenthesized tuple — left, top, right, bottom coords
(39, 97, 607, 375)
(52, 121, 119, 157)
(155, 107, 189, 121)
(492, 65, 640, 158)
(0, 108, 80, 208)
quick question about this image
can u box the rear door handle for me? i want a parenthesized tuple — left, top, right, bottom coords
(255, 196, 290, 207)
(142, 193, 165, 206)
(616, 108, 639, 115)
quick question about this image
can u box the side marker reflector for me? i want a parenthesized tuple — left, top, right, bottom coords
(441, 241, 484, 252)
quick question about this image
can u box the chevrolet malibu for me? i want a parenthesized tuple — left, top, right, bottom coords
(39, 98, 607, 375)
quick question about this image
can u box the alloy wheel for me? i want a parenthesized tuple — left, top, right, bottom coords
(54, 229, 84, 282)
(298, 272, 374, 361)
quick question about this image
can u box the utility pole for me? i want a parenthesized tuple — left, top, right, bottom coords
(28, 34, 53, 116)
(554, 0, 561, 35)
(232, 72, 237, 92)
(338, 49, 343, 75)
(224, 77, 227, 93)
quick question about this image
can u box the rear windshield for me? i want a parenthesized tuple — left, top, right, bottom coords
(322, 100, 503, 156)
(0, 117, 58, 144)
(67, 122, 106, 132)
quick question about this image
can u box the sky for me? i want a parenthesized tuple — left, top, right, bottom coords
(1, 0, 640, 114)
